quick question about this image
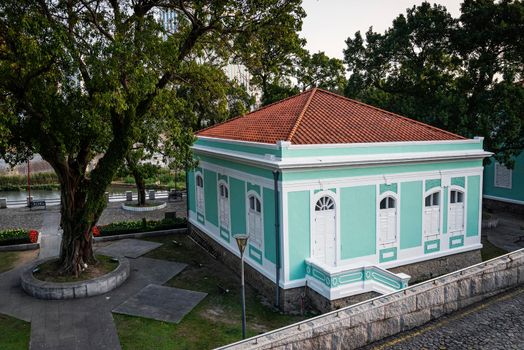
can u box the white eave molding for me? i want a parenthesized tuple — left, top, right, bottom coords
(192, 144, 493, 170)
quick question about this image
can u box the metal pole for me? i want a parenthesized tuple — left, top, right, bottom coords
(240, 251, 246, 339)
(27, 160, 31, 207)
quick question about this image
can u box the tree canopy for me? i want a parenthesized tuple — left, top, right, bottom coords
(344, 0, 524, 165)
(0, 0, 303, 275)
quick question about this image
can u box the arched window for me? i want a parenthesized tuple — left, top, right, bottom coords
(449, 189, 465, 232)
(196, 173, 204, 213)
(247, 194, 262, 246)
(313, 195, 336, 266)
(424, 192, 440, 236)
(218, 182, 230, 229)
(315, 196, 335, 211)
(379, 196, 397, 244)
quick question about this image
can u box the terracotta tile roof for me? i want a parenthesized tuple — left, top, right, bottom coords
(197, 88, 465, 144)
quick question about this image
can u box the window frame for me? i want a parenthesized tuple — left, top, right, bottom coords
(246, 191, 263, 249)
(195, 171, 205, 214)
(448, 186, 466, 234)
(423, 189, 442, 238)
(377, 192, 399, 246)
(218, 180, 230, 230)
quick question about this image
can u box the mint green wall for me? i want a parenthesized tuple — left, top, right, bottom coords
(467, 175, 481, 237)
(425, 179, 441, 191)
(204, 169, 218, 226)
(196, 153, 274, 179)
(282, 160, 482, 182)
(451, 177, 465, 188)
(340, 186, 376, 259)
(484, 153, 524, 202)
(263, 188, 276, 264)
(282, 140, 483, 158)
(195, 138, 280, 157)
(187, 169, 196, 213)
(288, 191, 310, 281)
(380, 183, 398, 194)
(247, 182, 261, 196)
(400, 181, 423, 249)
(230, 177, 246, 236)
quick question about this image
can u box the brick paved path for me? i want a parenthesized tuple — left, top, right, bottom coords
(365, 286, 524, 350)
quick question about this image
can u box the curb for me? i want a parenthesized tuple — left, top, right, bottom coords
(94, 227, 187, 242)
(21, 256, 130, 300)
(121, 202, 167, 212)
(0, 242, 40, 252)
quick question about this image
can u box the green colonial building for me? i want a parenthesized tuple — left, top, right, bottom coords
(187, 89, 491, 312)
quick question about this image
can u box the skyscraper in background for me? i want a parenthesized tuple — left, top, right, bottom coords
(158, 8, 260, 106)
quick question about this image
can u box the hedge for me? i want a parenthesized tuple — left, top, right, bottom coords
(98, 217, 187, 236)
(0, 229, 31, 246)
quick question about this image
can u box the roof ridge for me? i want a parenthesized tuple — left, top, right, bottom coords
(196, 88, 314, 135)
(286, 88, 317, 142)
(314, 88, 466, 140)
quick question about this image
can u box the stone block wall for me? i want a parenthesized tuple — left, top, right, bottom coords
(484, 198, 524, 216)
(218, 248, 524, 350)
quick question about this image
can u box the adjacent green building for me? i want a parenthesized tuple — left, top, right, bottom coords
(187, 89, 491, 311)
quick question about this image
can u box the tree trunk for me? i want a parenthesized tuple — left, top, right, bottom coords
(57, 175, 99, 276)
(126, 155, 146, 206)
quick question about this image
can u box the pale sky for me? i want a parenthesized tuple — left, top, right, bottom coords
(300, 0, 462, 59)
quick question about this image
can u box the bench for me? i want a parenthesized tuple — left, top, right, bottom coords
(29, 200, 46, 210)
(168, 190, 183, 202)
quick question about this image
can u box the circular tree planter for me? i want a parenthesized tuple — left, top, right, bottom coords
(121, 202, 167, 212)
(21, 257, 130, 300)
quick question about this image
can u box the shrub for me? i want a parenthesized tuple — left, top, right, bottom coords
(0, 229, 34, 246)
(98, 217, 187, 236)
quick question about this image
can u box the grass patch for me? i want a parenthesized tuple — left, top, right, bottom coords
(115, 234, 308, 350)
(481, 236, 508, 261)
(0, 251, 21, 273)
(0, 313, 30, 350)
(34, 255, 118, 283)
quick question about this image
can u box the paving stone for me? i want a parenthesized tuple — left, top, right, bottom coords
(112, 284, 207, 324)
(96, 239, 162, 259)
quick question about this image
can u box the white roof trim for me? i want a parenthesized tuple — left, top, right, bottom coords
(196, 136, 279, 149)
(286, 138, 481, 149)
(192, 144, 493, 170)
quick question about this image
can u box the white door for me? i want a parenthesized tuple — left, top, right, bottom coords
(379, 197, 397, 243)
(424, 192, 440, 236)
(313, 196, 336, 266)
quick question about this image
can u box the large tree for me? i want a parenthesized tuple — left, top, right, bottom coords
(0, 0, 302, 275)
(234, 3, 305, 105)
(296, 51, 347, 93)
(344, 0, 524, 164)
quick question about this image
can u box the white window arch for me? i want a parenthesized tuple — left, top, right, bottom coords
(218, 181, 230, 229)
(195, 172, 204, 214)
(247, 193, 262, 247)
(312, 194, 337, 266)
(424, 190, 441, 236)
(449, 188, 465, 233)
(378, 194, 397, 244)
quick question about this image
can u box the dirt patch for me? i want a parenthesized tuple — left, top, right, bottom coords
(34, 255, 118, 283)
(201, 306, 270, 333)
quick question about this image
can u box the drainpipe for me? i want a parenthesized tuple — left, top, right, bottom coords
(273, 170, 281, 309)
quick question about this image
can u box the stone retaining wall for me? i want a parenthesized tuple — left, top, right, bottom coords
(219, 248, 524, 350)
(483, 198, 524, 216)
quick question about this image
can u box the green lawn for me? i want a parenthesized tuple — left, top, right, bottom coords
(481, 236, 508, 261)
(0, 251, 23, 274)
(115, 234, 307, 350)
(0, 314, 31, 350)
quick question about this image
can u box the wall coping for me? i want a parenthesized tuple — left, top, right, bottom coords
(217, 248, 524, 349)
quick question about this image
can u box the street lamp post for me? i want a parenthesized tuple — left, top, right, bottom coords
(233, 233, 249, 339)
